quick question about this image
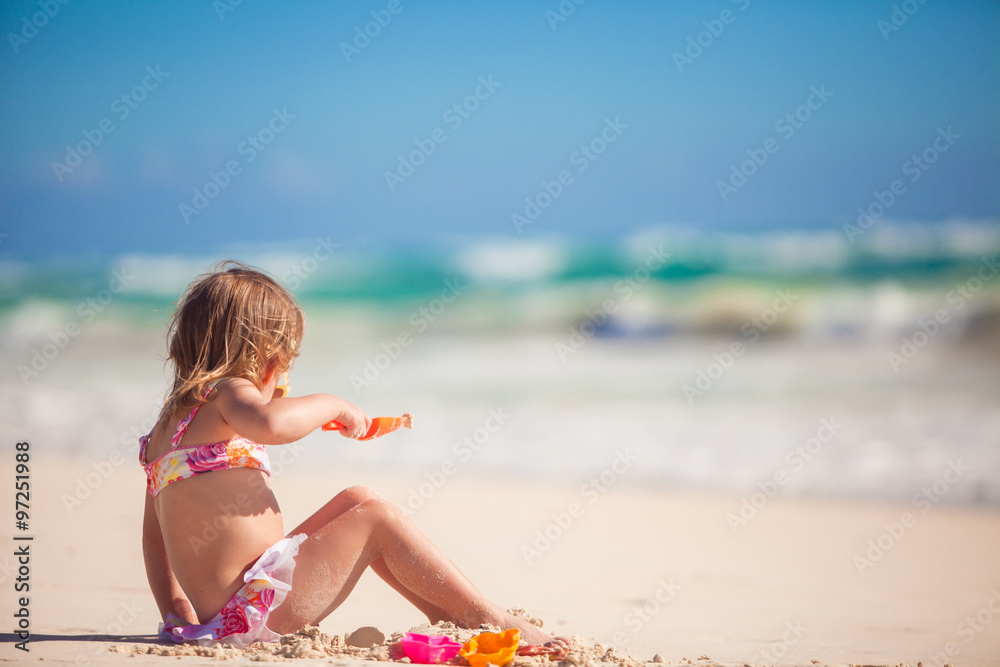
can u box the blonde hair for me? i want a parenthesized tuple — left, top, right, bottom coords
(163, 261, 304, 414)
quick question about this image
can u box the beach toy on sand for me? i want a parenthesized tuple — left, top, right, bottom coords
(460, 629, 520, 667)
(399, 632, 462, 664)
(322, 413, 413, 440)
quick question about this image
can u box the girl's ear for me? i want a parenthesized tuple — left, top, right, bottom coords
(262, 359, 280, 386)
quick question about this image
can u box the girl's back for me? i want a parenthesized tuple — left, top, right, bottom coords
(143, 384, 285, 622)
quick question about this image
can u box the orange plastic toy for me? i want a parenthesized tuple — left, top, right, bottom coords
(460, 629, 521, 667)
(322, 413, 413, 440)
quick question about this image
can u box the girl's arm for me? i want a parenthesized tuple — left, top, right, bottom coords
(141, 491, 198, 624)
(215, 379, 371, 445)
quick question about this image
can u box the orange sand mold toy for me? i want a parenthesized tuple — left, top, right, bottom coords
(460, 629, 521, 667)
(322, 413, 413, 441)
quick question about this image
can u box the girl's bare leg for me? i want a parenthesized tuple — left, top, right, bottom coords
(268, 491, 552, 644)
(284, 486, 454, 623)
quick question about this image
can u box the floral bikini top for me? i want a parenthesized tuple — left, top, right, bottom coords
(139, 379, 271, 497)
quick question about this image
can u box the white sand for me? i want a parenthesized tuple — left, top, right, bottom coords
(1, 457, 998, 665)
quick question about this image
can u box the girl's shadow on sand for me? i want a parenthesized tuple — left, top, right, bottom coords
(0, 632, 162, 644)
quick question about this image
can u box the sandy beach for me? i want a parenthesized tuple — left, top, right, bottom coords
(3, 0, 999, 662)
(2, 457, 998, 666)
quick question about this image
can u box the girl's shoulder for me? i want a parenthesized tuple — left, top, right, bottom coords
(206, 377, 264, 412)
(211, 377, 258, 397)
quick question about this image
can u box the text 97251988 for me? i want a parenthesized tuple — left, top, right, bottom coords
(14, 440, 32, 652)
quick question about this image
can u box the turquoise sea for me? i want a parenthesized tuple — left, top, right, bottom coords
(2, 222, 999, 507)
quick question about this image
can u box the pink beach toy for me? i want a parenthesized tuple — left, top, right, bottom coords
(400, 632, 462, 664)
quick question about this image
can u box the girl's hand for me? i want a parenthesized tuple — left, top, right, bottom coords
(158, 613, 190, 643)
(333, 400, 372, 439)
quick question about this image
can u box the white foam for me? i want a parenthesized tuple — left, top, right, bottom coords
(453, 238, 567, 283)
(115, 254, 221, 297)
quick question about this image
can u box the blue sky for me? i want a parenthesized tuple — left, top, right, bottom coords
(1, 0, 997, 259)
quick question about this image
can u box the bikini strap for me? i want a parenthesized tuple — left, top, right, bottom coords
(170, 379, 222, 449)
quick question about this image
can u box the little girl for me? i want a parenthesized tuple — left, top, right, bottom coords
(140, 262, 558, 647)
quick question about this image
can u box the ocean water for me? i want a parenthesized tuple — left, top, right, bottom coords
(2, 222, 999, 506)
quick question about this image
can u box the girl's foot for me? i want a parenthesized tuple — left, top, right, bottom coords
(495, 609, 554, 645)
(517, 640, 572, 659)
